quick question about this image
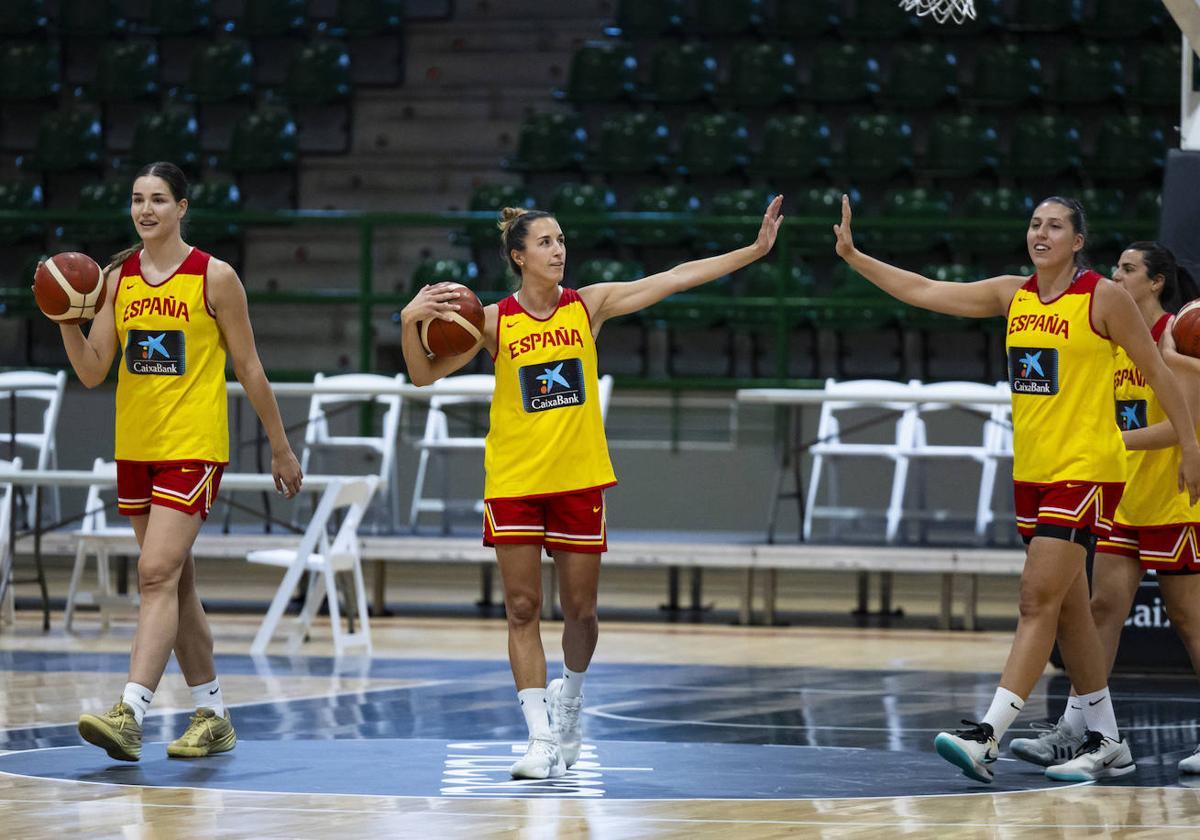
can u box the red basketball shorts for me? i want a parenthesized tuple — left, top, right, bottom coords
(1098, 522, 1200, 574)
(483, 487, 607, 553)
(116, 460, 225, 519)
(1013, 480, 1124, 540)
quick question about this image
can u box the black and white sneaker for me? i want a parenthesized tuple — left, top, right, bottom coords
(934, 720, 998, 783)
(1045, 730, 1136, 782)
(1009, 716, 1086, 767)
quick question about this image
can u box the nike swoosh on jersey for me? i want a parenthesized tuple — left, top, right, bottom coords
(505, 321, 520, 328)
(592, 506, 601, 513)
(180, 468, 198, 473)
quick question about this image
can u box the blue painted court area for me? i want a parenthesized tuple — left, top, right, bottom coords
(2, 652, 1198, 798)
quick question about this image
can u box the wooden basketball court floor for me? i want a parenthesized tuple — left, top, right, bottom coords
(2, 604, 1200, 839)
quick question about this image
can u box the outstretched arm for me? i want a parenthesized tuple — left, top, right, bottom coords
(834, 194, 1020, 318)
(580, 195, 784, 331)
(399, 283, 496, 387)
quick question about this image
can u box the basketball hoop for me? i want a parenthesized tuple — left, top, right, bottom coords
(898, 0, 976, 25)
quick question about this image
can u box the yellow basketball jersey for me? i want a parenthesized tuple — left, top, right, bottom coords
(1006, 270, 1125, 484)
(1113, 314, 1198, 526)
(485, 288, 616, 499)
(113, 247, 229, 463)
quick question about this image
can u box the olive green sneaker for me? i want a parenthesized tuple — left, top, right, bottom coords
(167, 708, 237, 758)
(78, 701, 142, 762)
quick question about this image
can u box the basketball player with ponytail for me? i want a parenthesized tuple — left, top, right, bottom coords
(834, 196, 1200, 783)
(1010, 242, 1200, 776)
(401, 196, 783, 778)
(45, 161, 303, 762)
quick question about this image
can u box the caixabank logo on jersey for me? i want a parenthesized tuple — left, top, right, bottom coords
(518, 358, 585, 413)
(1116, 399, 1148, 430)
(1007, 347, 1058, 395)
(125, 330, 186, 376)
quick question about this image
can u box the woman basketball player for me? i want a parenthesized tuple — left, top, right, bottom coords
(48, 161, 303, 762)
(1009, 242, 1200, 776)
(833, 195, 1200, 783)
(401, 196, 783, 779)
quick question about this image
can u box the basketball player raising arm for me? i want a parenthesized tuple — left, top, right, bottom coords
(399, 195, 782, 781)
(47, 161, 302, 767)
(834, 194, 1200, 785)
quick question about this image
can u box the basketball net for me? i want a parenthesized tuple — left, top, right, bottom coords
(898, 0, 976, 24)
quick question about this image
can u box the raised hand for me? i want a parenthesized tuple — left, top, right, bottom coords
(833, 193, 858, 260)
(754, 195, 785, 256)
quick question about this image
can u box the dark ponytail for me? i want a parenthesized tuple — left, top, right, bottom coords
(1127, 240, 1200, 314)
(103, 161, 190, 274)
(1039, 196, 1090, 269)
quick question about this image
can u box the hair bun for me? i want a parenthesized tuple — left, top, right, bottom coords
(497, 206, 528, 233)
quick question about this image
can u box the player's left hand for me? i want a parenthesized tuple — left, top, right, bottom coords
(272, 448, 303, 498)
(753, 195, 784, 256)
(1179, 444, 1200, 505)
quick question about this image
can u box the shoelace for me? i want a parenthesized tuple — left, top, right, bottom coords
(952, 720, 995, 743)
(1073, 730, 1108, 757)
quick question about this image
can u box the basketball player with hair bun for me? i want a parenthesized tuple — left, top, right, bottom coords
(400, 196, 783, 779)
(1011, 242, 1200, 776)
(44, 161, 303, 762)
(834, 195, 1200, 783)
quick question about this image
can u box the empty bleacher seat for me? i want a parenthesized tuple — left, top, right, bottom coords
(883, 44, 957, 108)
(693, 0, 763, 35)
(0, 43, 58, 101)
(750, 115, 832, 180)
(1082, 0, 1165, 38)
(0, 180, 43, 245)
(27, 111, 104, 172)
(1009, 0, 1082, 31)
(228, 106, 298, 171)
(726, 42, 796, 108)
(610, 0, 683, 36)
(60, 0, 126, 36)
(189, 40, 255, 104)
(704, 187, 774, 251)
(286, 41, 352, 105)
(559, 41, 637, 103)
(807, 43, 880, 104)
(574, 258, 644, 287)
(967, 43, 1041, 107)
(464, 183, 534, 250)
(549, 182, 615, 248)
(589, 112, 670, 174)
(1046, 43, 1124, 104)
(333, 0, 404, 36)
(411, 258, 478, 292)
(1134, 44, 1180, 109)
(629, 184, 699, 246)
(773, 0, 839, 36)
(645, 42, 716, 104)
(72, 180, 130, 243)
(923, 114, 1001, 178)
(242, 0, 307, 37)
(0, 0, 46, 37)
(961, 188, 1033, 257)
(877, 188, 951, 254)
(149, 0, 212, 36)
(505, 112, 585, 173)
(188, 177, 243, 242)
(130, 110, 201, 174)
(790, 187, 858, 256)
(677, 112, 749, 176)
(1008, 115, 1082, 179)
(843, 0, 917, 38)
(841, 114, 914, 181)
(95, 41, 160, 102)
(1089, 115, 1165, 181)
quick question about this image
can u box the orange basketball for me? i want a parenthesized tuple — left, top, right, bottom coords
(33, 252, 105, 325)
(1173, 299, 1200, 359)
(419, 284, 485, 357)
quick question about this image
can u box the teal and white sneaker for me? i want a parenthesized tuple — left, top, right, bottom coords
(1009, 716, 1086, 767)
(1045, 731, 1136, 781)
(1180, 744, 1200, 774)
(934, 720, 998, 783)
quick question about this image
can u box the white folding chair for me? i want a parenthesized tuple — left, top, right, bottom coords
(247, 476, 379, 656)
(64, 459, 139, 632)
(897, 381, 1009, 544)
(978, 383, 1015, 543)
(803, 378, 921, 543)
(0, 457, 20, 627)
(0, 370, 66, 528)
(300, 372, 405, 531)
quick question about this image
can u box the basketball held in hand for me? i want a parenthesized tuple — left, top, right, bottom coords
(1173, 300, 1200, 359)
(419, 284, 485, 357)
(34, 252, 105, 324)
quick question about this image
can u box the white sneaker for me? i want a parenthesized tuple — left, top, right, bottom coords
(1009, 717, 1087, 767)
(510, 736, 566, 780)
(547, 678, 583, 768)
(1045, 731, 1136, 781)
(1179, 744, 1200, 774)
(934, 721, 998, 783)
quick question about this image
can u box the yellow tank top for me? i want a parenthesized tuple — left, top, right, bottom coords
(1113, 314, 1198, 526)
(485, 287, 616, 499)
(1006, 270, 1125, 484)
(113, 247, 229, 463)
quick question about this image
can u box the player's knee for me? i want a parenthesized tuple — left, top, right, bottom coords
(1016, 581, 1062, 621)
(1089, 590, 1123, 627)
(1164, 599, 1198, 638)
(505, 591, 541, 626)
(559, 594, 597, 625)
(137, 556, 186, 593)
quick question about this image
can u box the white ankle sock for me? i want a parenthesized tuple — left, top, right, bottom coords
(1078, 687, 1120, 740)
(190, 678, 225, 717)
(1062, 695, 1085, 734)
(981, 687, 1024, 741)
(518, 688, 552, 740)
(122, 682, 154, 725)
(560, 666, 585, 699)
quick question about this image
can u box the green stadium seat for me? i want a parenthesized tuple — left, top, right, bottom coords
(505, 112, 586, 173)
(677, 112, 749, 176)
(411, 259, 477, 294)
(877, 188, 952, 254)
(96, 41, 159, 102)
(464, 183, 535, 250)
(286, 41, 352, 105)
(130, 110, 201, 174)
(187, 177, 243, 241)
(726, 42, 797, 108)
(1001, 262, 1035, 278)
(694, 0, 763, 36)
(750, 115, 832, 179)
(820, 262, 904, 331)
(0, 180, 43, 246)
(882, 44, 957, 108)
(27, 111, 104, 172)
(807, 43, 880, 103)
(242, 0, 307, 37)
(228, 107, 298, 171)
(629, 185, 699, 246)
(921, 263, 975, 283)
(610, 0, 683, 36)
(1009, 0, 1081, 31)
(334, 0, 404, 36)
(773, 0, 839, 36)
(646, 42, 717, 104)
(574, 258, 644, 287)
(790, 187, 861, 256)
(1047, 43, 1123, 104)
(559, 42, 637, 103)
(549, 183, 615, 248)
(149, 0, 212, 36)
(841, 114, 914, 181)
(1088, 116, 1165, 181)
(961, 188, 1034, 257)
(923, 114, 1000, 177)
(589, 112, 670, 174)
(736, 261, 814, 297)
(60, 0, 125, 36)
(1008, 116, 1082, 179)
(967, 44, 1041, 107)
(842, 0, 916, 39)
(73, 180, 130, 243)
(0, 0, 46, 36)
(1135, 45, 1180, 109)
(704, 188, 774, 252)
(1135, 190, 1161, 227)
(906, 264, 977, 328)
(0, 43, 59, 101)
(1082, 0, 1163, 37)
(189, 41, 254, 104)
(1076, 187, 1127, 253)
